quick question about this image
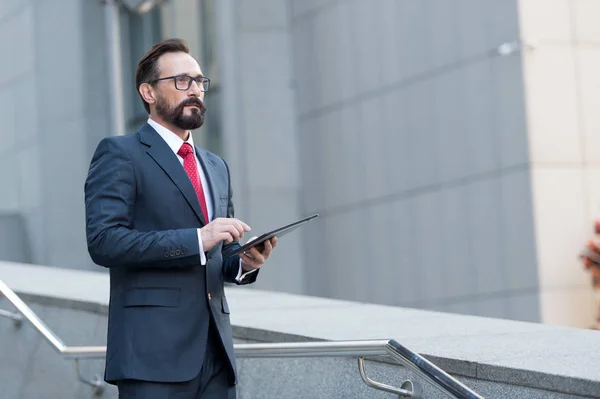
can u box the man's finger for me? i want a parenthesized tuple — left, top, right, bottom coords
(248, 246, 264, 262)
(262, 239, 273, 254)
(219, 232, 234, 244)
(223, 225, 241, 241)
(230, 220, 245, 236)
(231, 218, 251, 234)
(241, 253, 260, 269)
(234, 219, 251, 232)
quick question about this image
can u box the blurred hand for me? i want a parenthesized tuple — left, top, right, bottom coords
(200, 218, 251, 252)
(591, 266, 600, 289)
(580, 221, 600, 289)
(240, 236, 278, 272)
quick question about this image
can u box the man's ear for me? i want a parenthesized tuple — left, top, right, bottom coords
(139, 83, 156, 106)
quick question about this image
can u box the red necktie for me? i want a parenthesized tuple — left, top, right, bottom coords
(178, 143, 209, 223)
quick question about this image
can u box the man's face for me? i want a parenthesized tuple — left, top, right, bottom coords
(153, 52, 206, 130)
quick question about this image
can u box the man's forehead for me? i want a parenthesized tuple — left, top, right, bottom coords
(157, 52, 203, 76)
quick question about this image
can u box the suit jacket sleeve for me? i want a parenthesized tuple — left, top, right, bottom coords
(221, 158, 258, 285)
(85, 137, 200, 269)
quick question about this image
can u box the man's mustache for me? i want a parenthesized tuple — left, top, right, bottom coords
(179, 98, 206, 113)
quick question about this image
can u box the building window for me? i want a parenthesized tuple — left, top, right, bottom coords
(120, 7, 162, 133)
(199, 0, 222, 156)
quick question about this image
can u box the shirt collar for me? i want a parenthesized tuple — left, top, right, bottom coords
(147, 117, 194, 156)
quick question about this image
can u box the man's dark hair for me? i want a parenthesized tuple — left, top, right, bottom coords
(136, 38, 190, 113)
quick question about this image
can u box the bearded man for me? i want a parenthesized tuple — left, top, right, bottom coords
(84, 38, 277, 398)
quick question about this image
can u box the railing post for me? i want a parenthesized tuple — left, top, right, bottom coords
(73, 359, 105, 396)
(357, 357, 420, 398)
(0, 308, 23, 328)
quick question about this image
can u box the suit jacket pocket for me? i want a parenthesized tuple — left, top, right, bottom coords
(221, 296, 230, 314)
(122, 287, 181, 307)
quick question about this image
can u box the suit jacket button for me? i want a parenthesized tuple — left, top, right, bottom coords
(175, 249, 181, 256)
(207, 293, 212, 301)
(170, 250, 175, 257)
(163, 252, 169, 258)
(182, 249, 186, 255)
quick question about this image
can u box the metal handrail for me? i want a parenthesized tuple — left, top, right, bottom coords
(0, 278, 106, 358)
(234, 340, 482, 399)
(0, 276, 483, 398)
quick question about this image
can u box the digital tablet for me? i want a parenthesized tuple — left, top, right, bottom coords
(223, 214, 319, 259)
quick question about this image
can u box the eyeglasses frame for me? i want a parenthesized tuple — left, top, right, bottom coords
(149, 74, 211, 92)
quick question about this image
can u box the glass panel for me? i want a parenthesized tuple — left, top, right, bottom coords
(198, 0, 222, 156)
(119, 7, 162, 133)
(203, 88, 222, 156)
(200, 0, 216, 74)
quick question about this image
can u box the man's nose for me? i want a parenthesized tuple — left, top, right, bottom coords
(188, 80, 202, 96)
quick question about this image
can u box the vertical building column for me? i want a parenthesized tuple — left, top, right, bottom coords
(215, 0, 305, 293)
(159, 0, 209, 147)
(0, 2, 37, 263)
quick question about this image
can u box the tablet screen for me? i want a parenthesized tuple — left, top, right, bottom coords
(223, 214, 319, 259)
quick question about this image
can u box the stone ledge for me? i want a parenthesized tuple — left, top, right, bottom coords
(2, 260, 599, 397)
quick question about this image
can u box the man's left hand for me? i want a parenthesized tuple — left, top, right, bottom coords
(240, 237, 278, 272)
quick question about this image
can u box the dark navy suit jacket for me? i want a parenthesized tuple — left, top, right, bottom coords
(84, 123, 256, 384)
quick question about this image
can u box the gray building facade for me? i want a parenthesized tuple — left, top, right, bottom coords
(1, 0, 598, 328)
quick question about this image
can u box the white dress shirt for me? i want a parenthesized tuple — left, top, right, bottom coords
(148, 118, 255, 282)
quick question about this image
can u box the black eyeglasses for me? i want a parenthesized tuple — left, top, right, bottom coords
(150, 74, 211, 92)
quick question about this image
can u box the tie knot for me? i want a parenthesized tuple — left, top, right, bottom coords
(178, 143, 193, 158)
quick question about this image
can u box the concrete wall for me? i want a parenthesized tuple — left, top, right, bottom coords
(215, 0, 305, 294)
(238, 357, 595, 399)
(0, 297, 113, 399)
(0, 0, 111, 271)
(2, 260, 599, 399)
(0, 214, 31, 263)
(290, 0, 543, 322)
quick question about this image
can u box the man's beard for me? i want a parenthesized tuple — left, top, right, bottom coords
(156, 96, 206, 130)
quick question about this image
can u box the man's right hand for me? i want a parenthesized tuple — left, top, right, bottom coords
(200, 218, 251, 252)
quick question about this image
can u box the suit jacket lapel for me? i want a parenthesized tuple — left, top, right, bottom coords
(196, 146, 221, 219)
(139, 124, 207, 225)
